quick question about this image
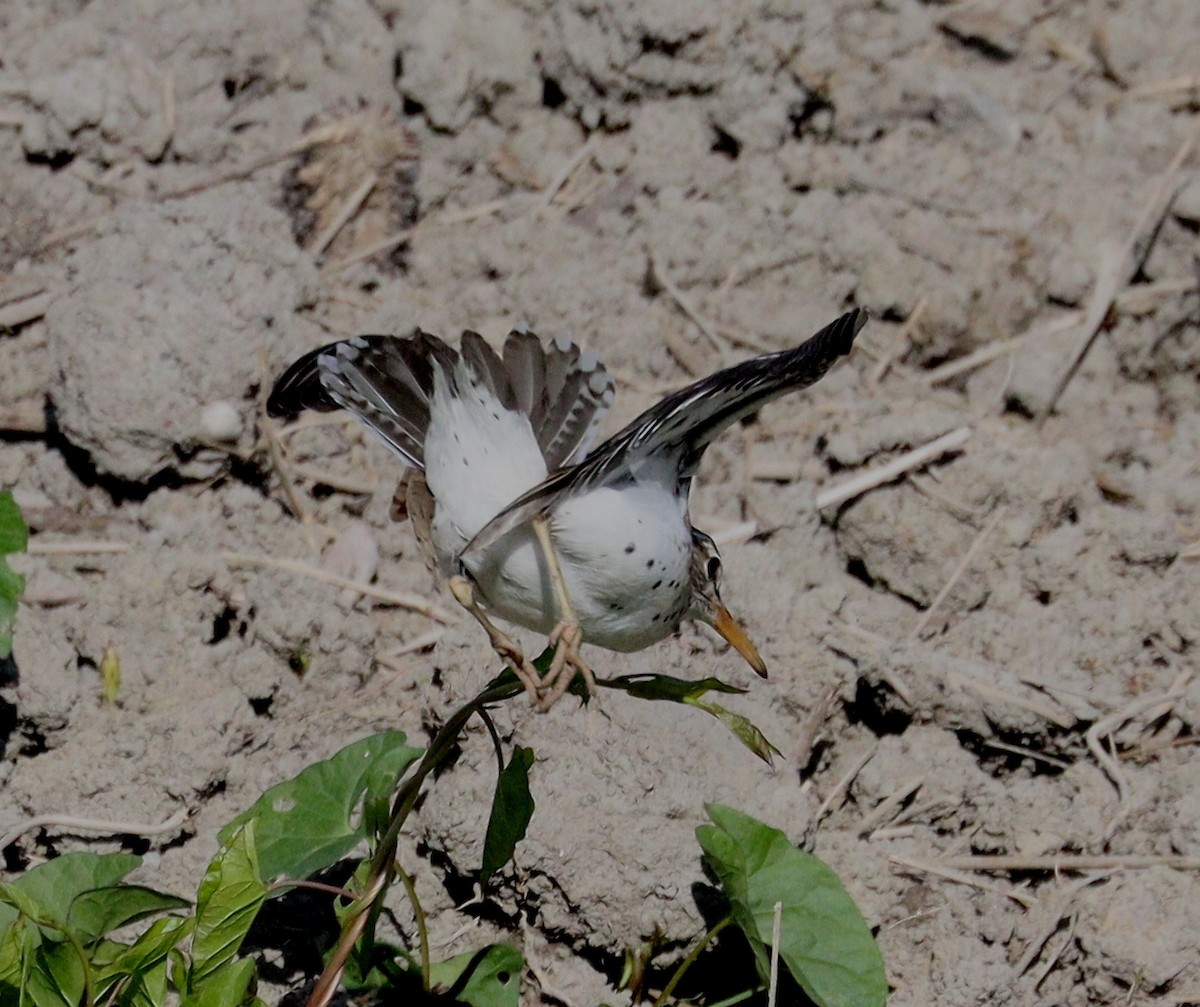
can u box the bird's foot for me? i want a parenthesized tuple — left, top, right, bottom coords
(448, 574, 543, 704)
(537, 621, 596, 711)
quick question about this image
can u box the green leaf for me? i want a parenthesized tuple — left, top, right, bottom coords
(593, 673, 778, 765)
(429, 943, 523, 1007)
(68, 886, 190, 944)
(481, 746, 535, 881)
(93, 916, 191, 1006)
(685, 699, 782, 766)
(218, 730, 421, 883)
(0, 491, 27, 661)
(597, 673, 745, 703)
(24, 940, 85, 1007)
(179, 956, 256, 1007)
(0, 852, 140, 936)
(0, 492, 27, 553)
(190, 822, 267, 987)
(696, 805, 887, 1007)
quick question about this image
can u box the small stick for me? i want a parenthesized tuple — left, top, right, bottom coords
(812, 745, 877, 828)
(379, 628, 445, 658)
(898, 852, 1200, 872)
(0, 807, 188, 851)
(648, 251, 733, 358)
(259, 354, 319, 551)
(891, 856, 1036, 908)
(910, 507, 1006, 640)
(1086, 672, 1194, 834)
(767, 901, 783, 1007)
(924, 312, 1083, 386)
(1043, 120, 1200, 419)
(222, 551, 457, 624)
(815, 427, 972, 511)
(291, 462, 379, 496)
(1129, 74, 1200, 100)
(0, 291, 54, 329)
(1013, 873, 1109, 975)
(871, 297, 927, 385)
(537, 134, 598, 209)
(26, 540, 131, 556)
(1029, 914, 1078, 990)
(329, 198, 509, 270)
(157, 119, 352, 200)
(706, 519, 759, 547)
(309, 172, 379, 259)
(792, 687, 838, 772)
(857, 776, 924, 837)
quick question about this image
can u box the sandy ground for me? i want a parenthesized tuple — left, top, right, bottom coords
(2, 1, 1199, 1004)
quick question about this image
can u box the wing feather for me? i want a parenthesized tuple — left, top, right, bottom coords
(460, 308, 867, 563)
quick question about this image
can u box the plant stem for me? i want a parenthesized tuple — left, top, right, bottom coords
(305, 675, 523, 1007)
(394, 858, 431, 992)
(653, 915, 733, 1007)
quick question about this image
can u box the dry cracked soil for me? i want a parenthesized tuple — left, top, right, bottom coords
(2, 0, 1199, 1004)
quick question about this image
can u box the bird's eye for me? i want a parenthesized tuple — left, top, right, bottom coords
(706, 555, 722, 584)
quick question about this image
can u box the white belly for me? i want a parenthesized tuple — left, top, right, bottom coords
(470, 482, 694, 652)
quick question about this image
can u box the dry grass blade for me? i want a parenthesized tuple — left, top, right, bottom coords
(647, 250, 733, 358)
(0, 807, 189, 851)
(891, 856, 1037, 908)
(815, 427, 972, 510)
(26, 540, 131, 555)
(308, 171, 379, 258)
(222, 551, 457, 625)
(0, 291, 54, 328)
(1086, 671, 1194, 837)
(910, 507, 1006, 640)
(1042, 121, 1200, 419)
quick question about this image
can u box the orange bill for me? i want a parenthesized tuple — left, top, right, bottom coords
(710, 602, 768, 678)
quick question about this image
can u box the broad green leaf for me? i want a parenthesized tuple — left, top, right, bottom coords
(93, 916, 191, 1006)
(481, 746, 535, 881)
(0, 853, 140, 936)
(219, 730, 421, 882)
(696, 805, 887, 1007)
(0, 491, 27, 660)
(685, 699, 781, 766)
(429, 943, 523, 1007)
(179, 956, 256, 1007)
(68, 886, 189, 944)
(24, 940, 85, 1007)
(190, 822, 267, 987)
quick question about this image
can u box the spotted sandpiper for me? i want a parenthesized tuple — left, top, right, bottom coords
(269, 308, 866, 707)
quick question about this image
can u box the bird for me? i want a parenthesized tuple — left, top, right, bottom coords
(268, 307, 867, 708)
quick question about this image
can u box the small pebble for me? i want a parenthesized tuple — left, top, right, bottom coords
(201, 401, 243, 441)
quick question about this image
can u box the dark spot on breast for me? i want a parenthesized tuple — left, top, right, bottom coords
(646, 558, 654, 569)
(652, 579, 662, 590)
(625, 543, 636, 554)
(668, 579, 679, 589)
(491, 411, 500, 420)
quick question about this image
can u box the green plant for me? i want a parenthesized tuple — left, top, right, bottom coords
(0, 658, 887, 1006)
(0, 490, 27, 660)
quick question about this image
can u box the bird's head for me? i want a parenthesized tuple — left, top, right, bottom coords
(688, 529, 768, 678)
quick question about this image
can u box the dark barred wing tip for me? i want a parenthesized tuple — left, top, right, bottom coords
(267, 343, 342, 418)
(826, 306, 869, 357)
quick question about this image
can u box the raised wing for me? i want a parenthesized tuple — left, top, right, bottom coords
(267, 327, 614, 473)
(460, 307, 867, 563)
